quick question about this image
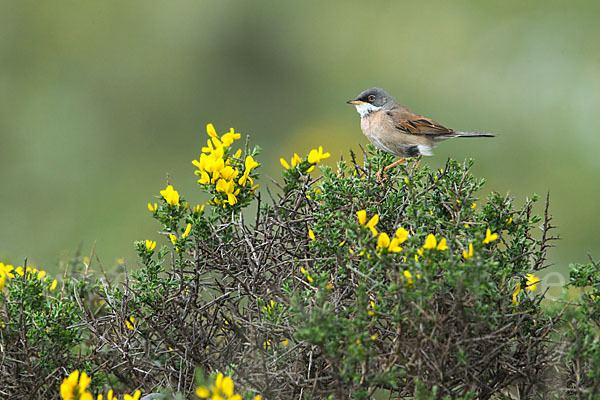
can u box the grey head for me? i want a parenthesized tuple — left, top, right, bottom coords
(347, 88, 398, 117)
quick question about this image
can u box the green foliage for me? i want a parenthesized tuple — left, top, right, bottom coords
(2, 132, 600, 399)
(563, 258, 600, 396)
(0, 262, 99, 398)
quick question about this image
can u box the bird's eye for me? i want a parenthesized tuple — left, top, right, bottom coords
(367, 95, 376, 102)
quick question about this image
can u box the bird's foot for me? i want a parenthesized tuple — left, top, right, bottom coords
(376, 158, 406, 182)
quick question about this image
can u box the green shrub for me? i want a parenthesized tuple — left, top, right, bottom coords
(1, 124, 599, 399)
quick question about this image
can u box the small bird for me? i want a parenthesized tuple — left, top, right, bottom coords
(347, 88, 494, 169)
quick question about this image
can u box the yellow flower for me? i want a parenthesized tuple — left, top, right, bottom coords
(160, 185, 180, 207)
(365, 214, 379, 236)
(280, 158, 290, 169)
(195, 373, 243, 400)
(169, 234, 177, 245)
(471, 202, 477, 209)
(196, 386, 210, 398)
(206, 123, 219, 139)
(221, 128, 241, 147)
(506, 217, 513, 224)
(217, 373, 240, 399)
(403, 270, 414, 287)
(512, 283, 521, 305)
(368, 300, 376, 316)
(202, 136, 224, 154)
(307, 146, 331, 164)
(123, 390, 142, 400)
(462, 243, 473, 259)
(182, 223, 192, 239)
(290, 153, 302, 168)
(388, 237, 403, 253)
(126, 316, 136, 331)
(377, 232, 390, 249)
(254, 395, 262, 400)
(436, 238, 448, 251)
(482, 228, 498, 244)
(216, 179, 238, 205)
(525, 273, 540, 291)
(308, 229, 316, 241)
(0, 263, 15, 290)
(244, 155, 259, 172)
(50, 279, 58, 291)
(238, 155, 259, 187)
(423, 234, 437, 249)
(395, 228, 409, 243)
(193, 204, 205, 214)
(356, 210, 367, 225)
(147, 203, 157, 212)
(145, 240, 156, 251)
(60, 370, 93, 400)
(220, 165, 239, 181)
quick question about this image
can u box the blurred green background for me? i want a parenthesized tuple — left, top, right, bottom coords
(1, 0, 598, 274)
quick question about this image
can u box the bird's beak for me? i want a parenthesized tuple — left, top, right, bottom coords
(347, 100, 363, 105)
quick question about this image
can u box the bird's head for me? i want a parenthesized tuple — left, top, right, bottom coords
(347, 87, 397, 117)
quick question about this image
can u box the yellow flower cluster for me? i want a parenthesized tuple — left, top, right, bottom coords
(280, 146, 331, 172)
(413, 234, 447, 261)
(0, 262, 14, 290)
(0, 262, 57, 291)
(462, 243, 474, 259)
(263, 300, 275, 312)
(160, 185, 180, 207)
(195, 373, 243, 400)
(356, 210, 379, 236)
(512, 273, 540, 305)
(356, 210, 409, 254)
(482, 228, 498, 244)
(60, 370, 141, 400)
(403, 270, 421, 287)
(192, 124, 259, 207)
(300, 266, 314, 283)
(462, 227, 498, 259)
(422, 234, 448, 251)
(377, 229, 408, 253)
(60, 370, 92, 400)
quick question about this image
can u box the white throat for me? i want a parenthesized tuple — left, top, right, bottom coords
(354, 102, 382, 118)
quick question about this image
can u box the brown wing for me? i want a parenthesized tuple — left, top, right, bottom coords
(387, 106, 455, 136)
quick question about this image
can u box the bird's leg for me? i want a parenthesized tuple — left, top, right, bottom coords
(376, 158, 406, 182)
(383, 158, 406, 172)
(413, 158, 421, 170)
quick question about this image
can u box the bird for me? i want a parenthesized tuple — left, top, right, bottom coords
(347, 87, 494, 171)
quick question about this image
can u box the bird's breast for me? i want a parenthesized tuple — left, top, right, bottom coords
(360, 111, 399, 154)
(360, 110, 432, 157)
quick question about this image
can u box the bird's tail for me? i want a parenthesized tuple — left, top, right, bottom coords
(453, 131, 495, 138)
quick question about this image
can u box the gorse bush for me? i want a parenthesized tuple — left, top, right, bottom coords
(0, 124, 599, 399)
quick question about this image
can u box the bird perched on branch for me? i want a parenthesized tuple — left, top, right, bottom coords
(347, 87, 494, 171)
